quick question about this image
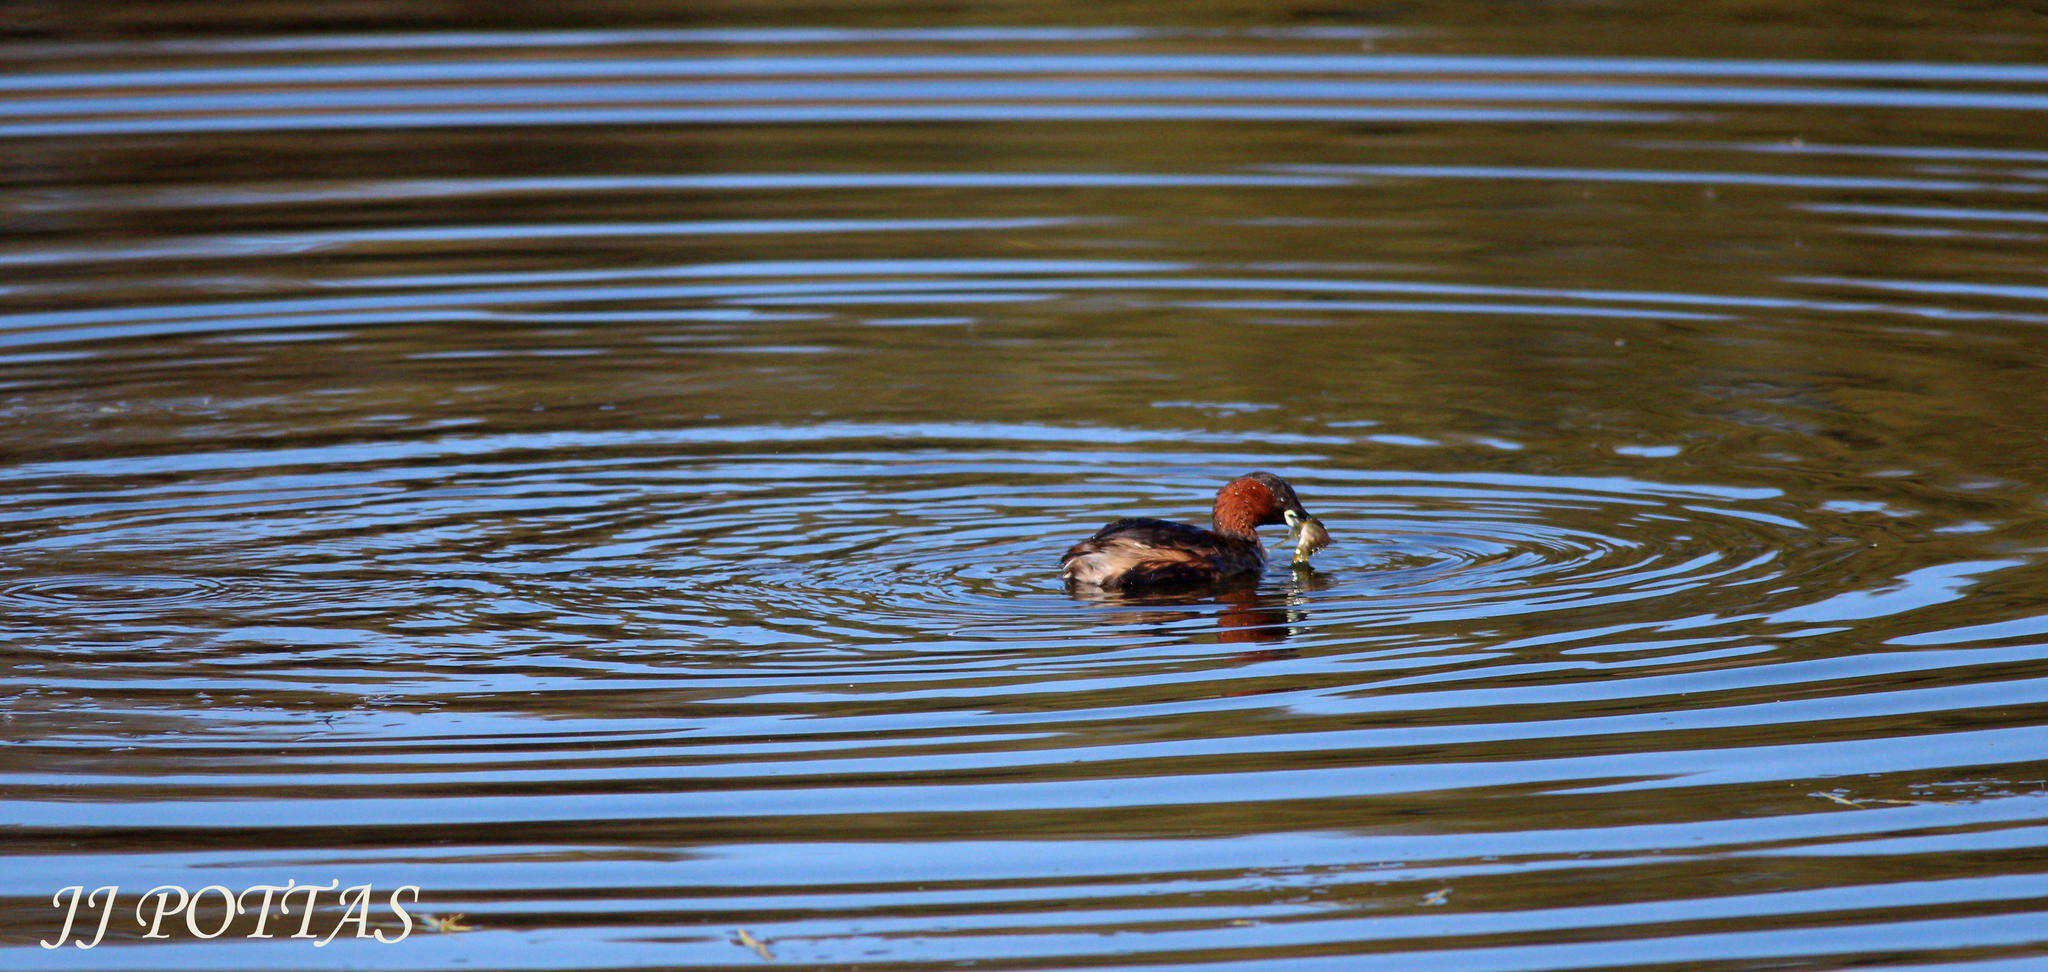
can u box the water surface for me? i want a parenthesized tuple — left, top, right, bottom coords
(6, 7, 2048, 969)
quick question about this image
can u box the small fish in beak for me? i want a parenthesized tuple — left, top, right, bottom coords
(1282, 509, 1332, 565)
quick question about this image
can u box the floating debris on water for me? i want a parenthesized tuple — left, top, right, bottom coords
(735, 928, 775, 961)
(426, 913, 474, 933)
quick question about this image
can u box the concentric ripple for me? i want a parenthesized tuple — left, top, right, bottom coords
(0, 436, 1801, 642)
(8, 15, 2048, 972)
(0, 574, 227, 609)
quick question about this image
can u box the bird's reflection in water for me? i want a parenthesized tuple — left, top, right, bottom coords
(1067, 567, 1333, 655)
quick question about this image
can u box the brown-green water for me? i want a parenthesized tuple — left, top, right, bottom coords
(7, 3, 2048, 969)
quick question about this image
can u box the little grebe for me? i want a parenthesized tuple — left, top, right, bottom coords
(1061, 472, 1326, 589)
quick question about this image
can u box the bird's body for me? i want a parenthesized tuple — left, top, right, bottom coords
(1060, 516, 1269, 588)
(1060, 472, 1326, 590)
